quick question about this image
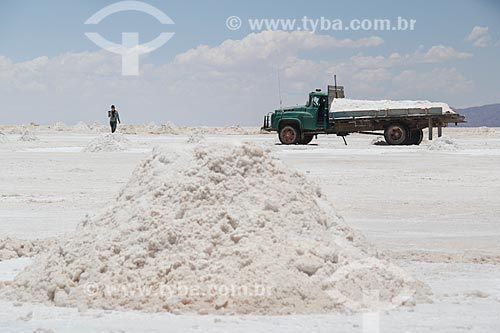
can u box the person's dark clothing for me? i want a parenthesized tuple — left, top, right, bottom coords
(318, 98, 326, 121)
(108, 110, 120, 123)
(108, 110, 120, 133)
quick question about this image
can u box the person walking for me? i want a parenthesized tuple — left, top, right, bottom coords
(108, 105, 121, 133)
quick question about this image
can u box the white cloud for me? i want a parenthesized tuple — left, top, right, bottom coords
(0, 30, 474, 125)
(350, 45, 472, 69)
(466, 26, 488, 41)
(466, 26, 492, 48)
(472, 36, 491, 48)
(173, 31, 382, 68)
(424, 45, 472, 62)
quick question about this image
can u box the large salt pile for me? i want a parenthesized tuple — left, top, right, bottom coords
(3, 143, 430, 314)
(83, 133, 130, 152)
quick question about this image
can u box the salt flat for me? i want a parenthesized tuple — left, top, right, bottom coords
(0, 126, 499, 332)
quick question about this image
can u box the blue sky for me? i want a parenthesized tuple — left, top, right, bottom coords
(0, 0, 499, 125)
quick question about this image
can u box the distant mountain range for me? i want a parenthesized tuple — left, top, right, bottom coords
(455, 103, 500, 127)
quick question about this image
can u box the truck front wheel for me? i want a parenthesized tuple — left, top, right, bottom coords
(384, 123, 409, 145)
(279, 125, 299, 144)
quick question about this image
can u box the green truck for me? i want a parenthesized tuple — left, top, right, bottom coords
(261, 85, 465, 145)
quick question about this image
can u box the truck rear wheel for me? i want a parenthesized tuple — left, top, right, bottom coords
(409, 129, 423, 145)
(298, 134, 314, 145)
(279, 125, 299, 145)
(384, 123, 409, 145)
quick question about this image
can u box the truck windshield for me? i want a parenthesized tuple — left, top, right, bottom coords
(309, 96, 320, 107)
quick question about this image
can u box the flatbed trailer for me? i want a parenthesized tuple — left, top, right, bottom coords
(261, 86, 465, 145)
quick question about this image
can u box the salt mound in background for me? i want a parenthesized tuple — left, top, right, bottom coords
(72, 121, 91, 132)
(51, 122, 68, 131)
(18, 130, 39, 142)
(157, 122, 179, 135)
(189, 125, 259, 135)
(428, 136, 460, 151)
(89, 122, 107, 133)
(5, 143, 430, 314)
(186, 133, 205, 144)
(83, 133, 130, 152)
(0, 131, 8, 143)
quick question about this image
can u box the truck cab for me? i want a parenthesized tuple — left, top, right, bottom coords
(263, 86, 343, 144)
(275, 91, 327, 144)
(305, 91, 330, 129)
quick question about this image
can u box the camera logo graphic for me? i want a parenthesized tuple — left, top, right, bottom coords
(84, 1, 175, 76)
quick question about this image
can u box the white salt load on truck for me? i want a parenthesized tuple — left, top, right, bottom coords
(331, 98, 455, 115)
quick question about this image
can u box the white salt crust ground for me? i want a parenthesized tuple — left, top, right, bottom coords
(1, 143, 430, 315)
